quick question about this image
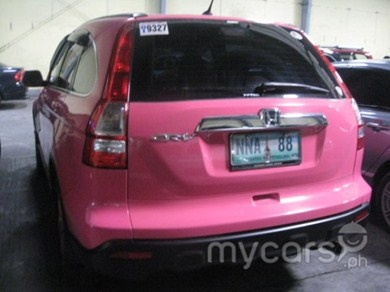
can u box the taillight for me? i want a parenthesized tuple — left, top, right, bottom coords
(83, 101, 128, 168)
(351, 98, 365, 150)
(83, 23, 134, 169)
(14, 70, 22, 82)
(356, 124, 365, 150)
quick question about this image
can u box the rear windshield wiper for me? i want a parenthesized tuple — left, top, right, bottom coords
(254, 82, 330, 96)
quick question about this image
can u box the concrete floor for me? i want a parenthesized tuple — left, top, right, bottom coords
(1, 97, 390, 291)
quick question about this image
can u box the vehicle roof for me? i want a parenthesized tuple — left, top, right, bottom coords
(89, 13, 253, 23)
(333, 59, 390, 71)
(85, 13, 295, 30)
(320, 46, 369, 53)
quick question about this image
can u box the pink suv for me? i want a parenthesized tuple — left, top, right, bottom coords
(23, 13, 371, 278)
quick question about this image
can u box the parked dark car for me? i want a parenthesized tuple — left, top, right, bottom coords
(0, 63, 27, 104)
(321, 46, 373, 62)
(334, 60, 390, 229)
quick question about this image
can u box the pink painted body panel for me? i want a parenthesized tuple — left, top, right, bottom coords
(30, 15, 372, 252)
(126, 98, 371, 240)
(35, 91, 134, 248)
(128, 178, 369, 239)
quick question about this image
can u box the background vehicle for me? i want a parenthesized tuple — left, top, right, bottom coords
(0, 63, 26, 104)
(22, 13, 371, 279)
(334, 60, 390, 229)
(320, 46, 373, 62)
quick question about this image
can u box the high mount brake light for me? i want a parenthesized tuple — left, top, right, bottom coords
(83, 23, 134, 169)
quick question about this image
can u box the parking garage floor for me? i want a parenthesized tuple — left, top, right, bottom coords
(1, 96, 390, 292)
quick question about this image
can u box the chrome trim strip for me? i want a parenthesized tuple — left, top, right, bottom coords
(151, 113, 327, 142)
(366, 122, 390, 132)
(151, 133, 196, 142)
(196, 113, 328, 133)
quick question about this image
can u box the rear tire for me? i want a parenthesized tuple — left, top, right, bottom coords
(34, 134, 44, 173)
(52, 177, 90, 289)
(377, 173, 390, 230)
(58, 200, 79, 272)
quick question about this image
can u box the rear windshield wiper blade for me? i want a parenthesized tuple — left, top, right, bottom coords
(254, 82, 329, 96)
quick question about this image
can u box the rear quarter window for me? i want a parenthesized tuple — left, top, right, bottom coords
(48, 33, 96, 94)
(73, 45, 97, 94)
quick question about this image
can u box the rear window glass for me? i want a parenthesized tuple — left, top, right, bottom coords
(131, 20, 335, 101)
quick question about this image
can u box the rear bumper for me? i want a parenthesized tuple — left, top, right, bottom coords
(3, 87, 27, 100)
(77, 202, 370, 279)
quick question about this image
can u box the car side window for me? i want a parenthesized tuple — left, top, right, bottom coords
(338, 68, 390, 107)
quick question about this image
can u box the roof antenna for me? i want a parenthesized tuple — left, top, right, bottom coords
(203, 0, 214, 15)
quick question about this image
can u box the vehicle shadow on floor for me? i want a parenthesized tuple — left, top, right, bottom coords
(91, 260, 296, 292)
(29, 168, 62, 290)
(0, 101, 28, 111)
(0, 161, 60, 291)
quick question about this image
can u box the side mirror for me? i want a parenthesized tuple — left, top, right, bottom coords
(22, 70, 45, 87)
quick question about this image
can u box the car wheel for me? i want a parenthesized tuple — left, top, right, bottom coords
(378, 173, 390, 230)
(52, 178, 85, 288)
(58, 199, 76, 271)
(57, 198, 97, 289)
(34, 134, 44, 173)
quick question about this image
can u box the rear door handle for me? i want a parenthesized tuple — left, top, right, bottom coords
(367, 122, 390, 132)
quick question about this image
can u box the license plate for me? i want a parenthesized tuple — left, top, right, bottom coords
(230, 131, 301, 170)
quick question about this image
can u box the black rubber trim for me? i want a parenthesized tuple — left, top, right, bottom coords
(72, 203, 370, 278)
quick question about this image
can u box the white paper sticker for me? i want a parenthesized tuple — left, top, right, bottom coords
(139, 22, 169, 36)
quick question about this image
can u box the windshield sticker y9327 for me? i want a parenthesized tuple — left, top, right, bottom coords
(139, 22, 169, 36)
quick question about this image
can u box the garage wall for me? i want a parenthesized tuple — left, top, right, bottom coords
(310, 0, 390, 58)
(165, 0, 301, 24)
(0, 0, 160, 76)
(0, 0, 389, 76)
